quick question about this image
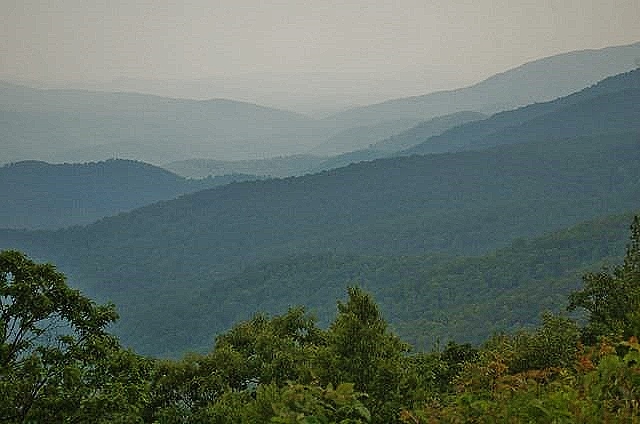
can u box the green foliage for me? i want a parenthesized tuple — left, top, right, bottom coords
(0, 250, 151, 423)
(214, 307, 326, 388)
(316, 287, 410, 423)
(509, 313, 581, 373)
(5, 216, 640, 422)
(245, 382, 371, 423)
(569, 216, 640, 340)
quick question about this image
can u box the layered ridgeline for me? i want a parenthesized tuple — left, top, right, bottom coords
(0, 83, 323, 165)
(1, 70, 639, 356)
(164, 154, 326, 179)
(313, 111, 487, 171)
(325, 41, 640, 129)
(166, 66, 640, 179)
(2, 128, 639, 355)
(164, 111, 486, 178)
(0, 159, 259, 229)
(3, 42, 640, 168)
(406, 68, 640, 155)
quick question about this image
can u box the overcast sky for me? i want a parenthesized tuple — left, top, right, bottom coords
(2, 0, 640, 109)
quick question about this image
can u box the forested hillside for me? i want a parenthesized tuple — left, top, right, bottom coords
(3, 129, 639, 355)
(2, 215, 640, 422)
(0, 159, 258, 229)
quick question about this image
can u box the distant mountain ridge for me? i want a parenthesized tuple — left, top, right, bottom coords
(0, 159, 258, 229)
(0, 83, 325, 165)
(405, 68, 640, 155)
(308, 118, 420, 156)
(165, 112, 486, 178)
(3, 42, 639, 167)
(326, 41, 640, 129)
(164, 155, 325, 179)
(313, 111, 486, 171)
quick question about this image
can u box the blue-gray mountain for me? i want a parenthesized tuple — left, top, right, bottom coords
(0, 159, 259, 229)
(325, 41, 640, 129)
(2, 42, 639, 166)
(0, 84, 322, 164)
(405, 68, 640, 155)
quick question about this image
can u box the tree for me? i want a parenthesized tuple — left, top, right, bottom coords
(214, 306, 325, 388)
(569, 215, 640, 340)
(0, 250, 149, 423)
(316, 287, 410, 423)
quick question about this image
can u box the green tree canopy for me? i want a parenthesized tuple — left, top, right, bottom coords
(0, 250, 150, 423)
(317, 286, 410, 423)
(569, 216, 640, 340)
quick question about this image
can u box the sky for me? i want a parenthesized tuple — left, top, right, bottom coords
(2, 0, 640, 112)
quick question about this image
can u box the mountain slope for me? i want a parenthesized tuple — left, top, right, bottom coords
(0, 83, 323, 164)
(0, 159, 258, 229)
(196, 212, 634, 353)
(371, 111, 487, 152)
(2, 131, 640, 355)
(308, 118, 421, 156)
(326, 41, 640, 129)
(164, 155, 326, 179)
(314, 111, 486, 171)
(405, 68, 640, 155)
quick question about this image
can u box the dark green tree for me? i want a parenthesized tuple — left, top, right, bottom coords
(144, 307, 325, 422)
(214, 306, 325, 388)
(0, 250, 150, 423)
(316, 286, 410, 423)
(569, 215, 640, 341)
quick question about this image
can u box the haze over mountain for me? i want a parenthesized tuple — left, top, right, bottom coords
(0, 159, 258, 229)
(325, 42, 640, 130)
(165, 112, 486, 178)
(5, 2, 640, 419)
(2, 42, 640, 168)
(164, 155, 326, 179)
(313, 111, 486, 171)
(405, 68, 640, 155)
(0, 83, 325, 165)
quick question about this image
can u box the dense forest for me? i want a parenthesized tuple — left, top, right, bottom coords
(4, 127, 639, 356)
(2, 215, 640, 422)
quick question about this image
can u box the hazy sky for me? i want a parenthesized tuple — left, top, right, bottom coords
(2, 0, 640, 107)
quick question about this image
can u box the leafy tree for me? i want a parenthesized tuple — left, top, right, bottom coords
(509, 313, 580, 373)
(569, 215, 640, 340)
(316, 287, 410, 423)
(214, 306, 325, 388)
(245, 382, 371, 423)
(0, 250, 150, 423)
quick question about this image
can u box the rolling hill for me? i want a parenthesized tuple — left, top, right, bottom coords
(314, 111, 486, 171)
(2, 129, 640, 355)
(308, 118, 420, 156)
(0, 159, 258, 229)
(165, 112, 486, 178)
(164, 155, 326, 179)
